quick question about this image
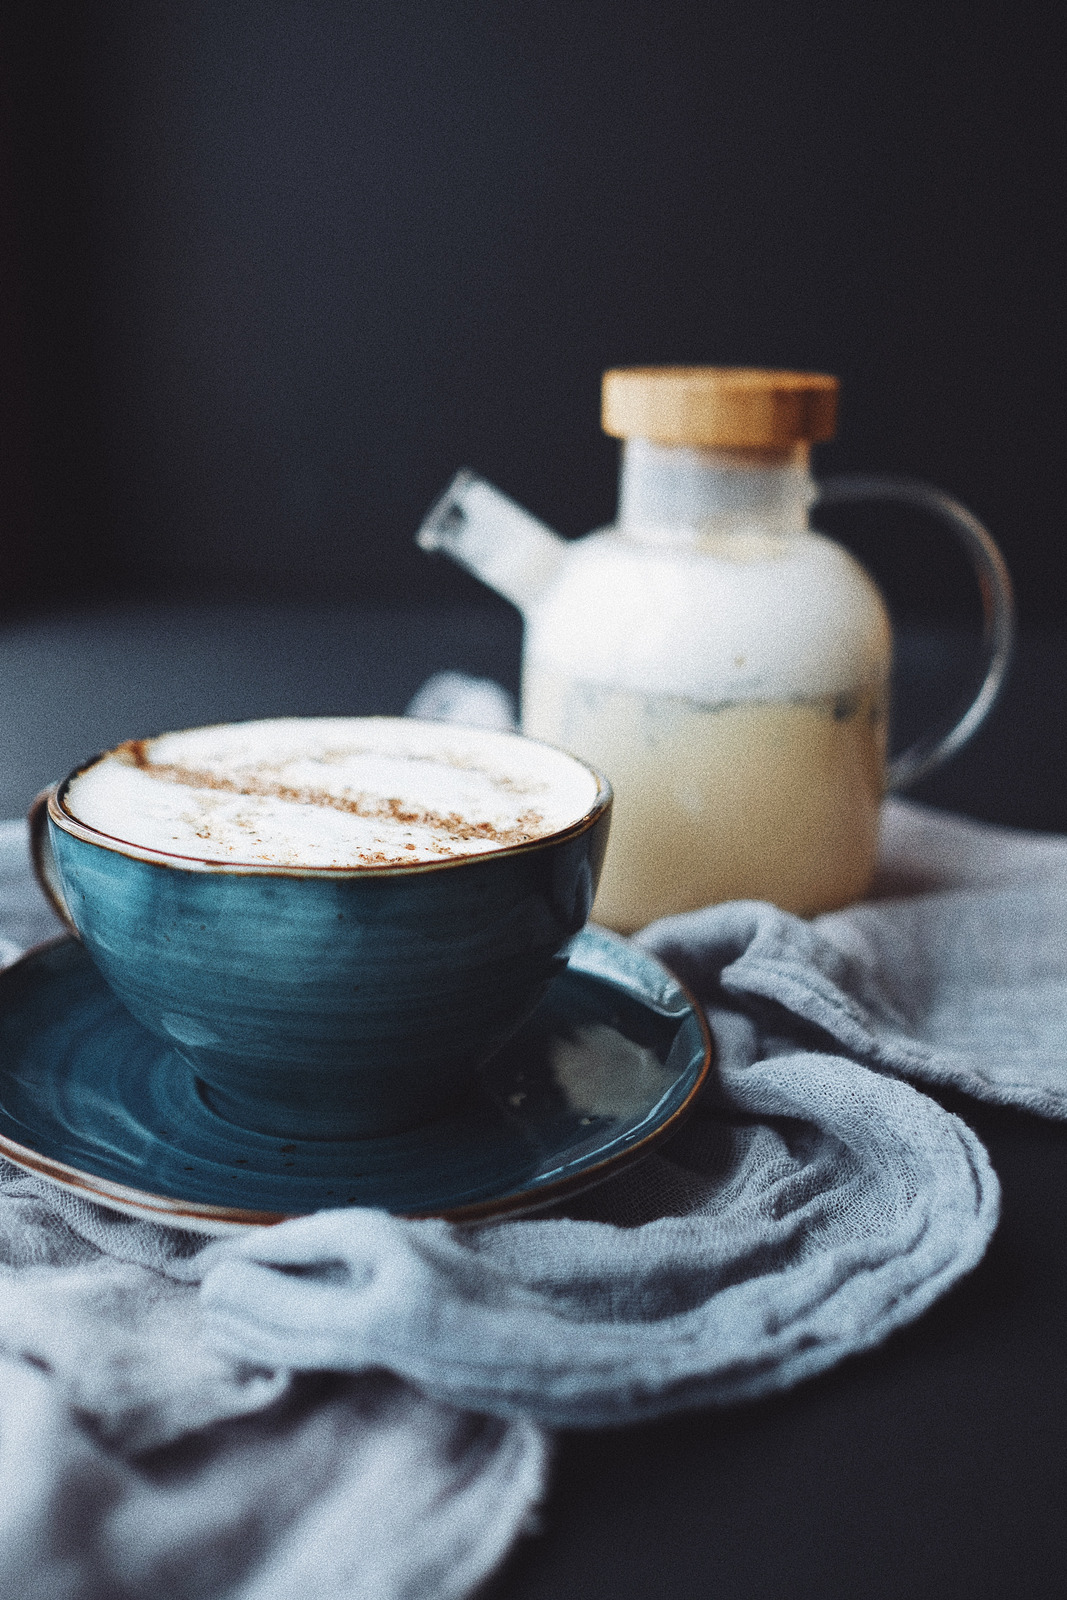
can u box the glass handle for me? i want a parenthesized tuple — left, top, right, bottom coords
(814, 474, 1015, 791)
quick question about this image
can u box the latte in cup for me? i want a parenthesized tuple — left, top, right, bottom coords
(63, 716, 600, 868)
(36, 717, 611, 1140)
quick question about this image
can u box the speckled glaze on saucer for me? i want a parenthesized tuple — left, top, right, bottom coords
(0, 926, 711, 1233)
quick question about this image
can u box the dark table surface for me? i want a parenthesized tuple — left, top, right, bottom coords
(3, 599, 1066, 1599)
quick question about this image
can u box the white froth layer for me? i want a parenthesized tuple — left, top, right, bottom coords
(526, 527, 892, 700)
(65, 717, 600, 867)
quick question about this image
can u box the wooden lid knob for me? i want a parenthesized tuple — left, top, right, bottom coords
(602, 367, 839, 448)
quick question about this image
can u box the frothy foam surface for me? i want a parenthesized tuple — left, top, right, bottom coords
(527, 527, 891, 701)
(64, 717, 600, 867)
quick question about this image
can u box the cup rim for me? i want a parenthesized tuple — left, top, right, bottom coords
(44, 718, 613, 878)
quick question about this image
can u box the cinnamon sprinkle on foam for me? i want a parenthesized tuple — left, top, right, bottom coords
(67, 718, 597, 868)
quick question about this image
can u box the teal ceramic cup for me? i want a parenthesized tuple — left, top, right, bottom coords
(30, 724, 611, 1140)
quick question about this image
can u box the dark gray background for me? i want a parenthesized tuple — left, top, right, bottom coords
(2, 0, 1063, 623)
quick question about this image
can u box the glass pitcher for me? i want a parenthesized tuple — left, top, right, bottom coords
(418, 367, 1014, 932)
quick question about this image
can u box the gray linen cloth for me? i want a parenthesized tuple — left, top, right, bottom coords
(3, 772, 1067, 1597)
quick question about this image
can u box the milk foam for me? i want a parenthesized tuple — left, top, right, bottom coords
(64, 717, 600, 867)
(525, 526, 891, 701)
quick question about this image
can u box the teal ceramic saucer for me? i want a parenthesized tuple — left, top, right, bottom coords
(0, 926, 710, 1233)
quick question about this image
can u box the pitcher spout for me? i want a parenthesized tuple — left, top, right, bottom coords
(416, 471, 567, 615)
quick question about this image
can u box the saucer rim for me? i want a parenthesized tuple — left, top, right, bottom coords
(0, 933, 712, 1233)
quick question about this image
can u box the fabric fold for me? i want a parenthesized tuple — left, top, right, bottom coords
(0, 1343, 548, 1600)
(199, 1041, 997, 1426)
(0, 1160, 548, 1600)
(640, 873, 1067, 1121)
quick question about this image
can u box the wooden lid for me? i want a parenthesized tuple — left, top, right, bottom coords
(602, 367, 839, 448)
